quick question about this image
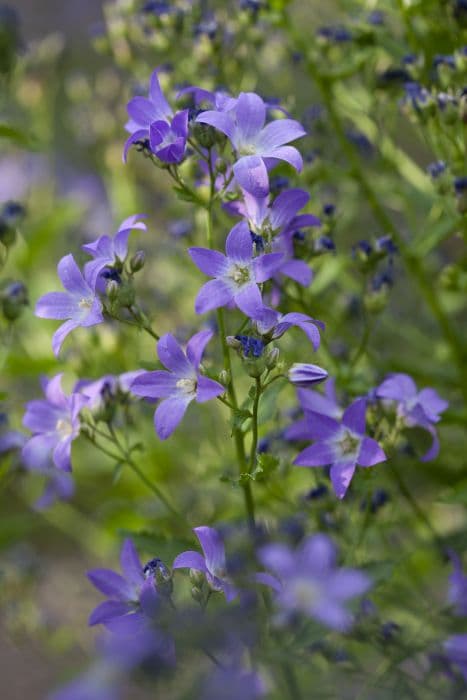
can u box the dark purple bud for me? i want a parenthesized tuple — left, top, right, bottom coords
(1, 280, 28, 320)
(427, 160, 447, 179)
(306, 484, 329, 500)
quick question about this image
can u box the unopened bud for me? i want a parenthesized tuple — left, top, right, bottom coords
(288, 363, 328, 387)
(1, 280, 28, 321)
(189, 568, 205, 587)
(226, 335, 242, 349)
(191, 121, 217, 149)
(218, 369, 230, 385)
(106, 279, 119, 303)
(265, 346, 279, 369)
(129, 250, 146, 272)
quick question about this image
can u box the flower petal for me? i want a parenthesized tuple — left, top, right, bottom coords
(233, 156, 269, 198)
(342, 398, 367, 435)
(154, 394, 192, 440)
(188, 247, 228, 277)
(234, 282, 264, 319)
(120, 539, 144, 588)
(256, 119, 306, 151)
(358, 437, 386, 467)
(225, 221, 253, 263)
(252, 253, 283, 283)
(52, 319, 80, 357)
(194, 526, 226, 575)
(278, 259, 312, 286)
(196, 375, 225, 403)
(195, 110, 235, 140)
(131, 370, 178, 399)
(195, 279, 233, 314)
(186, 329, 214, 368)
(157, 334, 192, 375)
(35, 292, 79, 320)
(263, 145, 303, 172)
(57, 254, 91, 296)
(269, 188, 309, 230)
(172, 550, 207, 572)
(87, 568, 133, 600)
(235, 92, 266, 140)
(293, 441, 335, 466)
(88, 600, 133, 626)
(376, 373, 417, 401)
(330, 461, 356, 499)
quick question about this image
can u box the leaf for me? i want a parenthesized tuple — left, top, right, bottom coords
(231, 408, 252, 432)
(173, 185, 207, 208)
(253, 453, 280, 482)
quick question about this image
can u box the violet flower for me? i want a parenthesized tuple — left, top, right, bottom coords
(226, 187, 320, 286)
(189, 221, 283, 319)
(255, 306, 324, 350)
(376, 373, 448, 461)
(29, 464, 75, 510)
(444, 635, 467, 681)
(285, 378, 342, 441)
(173, 525, 236, 601)
(22, 374, 87, 472)
(35, 254, 104, 356)
(294, 398, 386, 499)
(87, 538, 158, 627)
(82, 214, 147, 281)
(123, 68, 188, 163)
(196, 92, 306, 196)
(448, 552, 467, 617)
(257, 534, 371, 630)
(130, 330, 224, 440)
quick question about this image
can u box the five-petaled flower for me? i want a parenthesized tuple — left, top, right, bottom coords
(294, 398, 386, 499)
(35, 254, 103, 357)
(189, 221, 283, 319)
(87, 538, 159, 627)
(130, 330, 224, 440)
(257, 534, 371, 630)
(173, 525, 236, 601)
(196, 92, 306, 197)
(21, 374, 87, 472)
(376, 372, 448, 461)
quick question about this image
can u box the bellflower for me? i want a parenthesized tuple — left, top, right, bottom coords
(130, 330, 224, 440)
(35, 254, 104, 356)
(226, 187, 320, 286)
(188, 221, 283, 319)
(196, 92, 306, 197)
(294, 398, 386, 499)
(443, 635, 467, 681)
(87, 538, 159, 628)
(173, 525, 236, 601)
(78, 371, 145, 413)
(376, 373, 448, 461)
(22, 374, 87, 472)
(285, 378, 342, 441)
(123, 68, 188, 163)
(82, 214, 147, 281)
(257, 534, 371, 630)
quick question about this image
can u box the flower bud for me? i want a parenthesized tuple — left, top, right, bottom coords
(189, 568, 205, 587)
(129, 250, 146, 273)
(265, 346, 279, 370)
(106, 279, 119, 303)
(288, 363, 328, 387)
(191, 121, 217, 149)
(1, 280, 28, 321)
(218, 369, 230, 385)
(226, 335, 242, 349)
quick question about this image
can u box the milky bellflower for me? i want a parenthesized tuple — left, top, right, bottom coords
(294, 398, 386, 499)
(22, 374, 87, 473)
(173, 525, 236, 601)
(376, 373, 448, 461)
(35, 254, 103, 356)
(196, 92, 306, 197)
(123, 69, 188, 163)
(130, 330, 224, 440)
(82, 214, 147, 281)
(189, 221, 283, 319)
(87, 538, 158, 627)
(226, 187, 320, 286)
(257, 534, 371, 630)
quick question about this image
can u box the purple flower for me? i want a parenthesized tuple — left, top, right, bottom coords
(77, 371, 145, 413)
(87, 538, 159, 628)
(177, 85, 237, 113)
(123, 69, 188, 163)
(288, 363, 328, 387)
(255, 307, 324, 350)
(173, 525, 236, 601)
(196, 92, 306, 197)
(189, 221, 283, 319)
(376, 373, 448, 461)
(130, 330, 224, 440)
(257, 534, 371, 630)
(22, 374, 87, 472)
(0, 429, 25, 454)
(203, 660, 266, 700)
(226, 187, 320, 286)
(285, 378, 342, 442)
(82, 214, 147, 281)
(448, 552, 467, 617)
(294, 398, 386, 499)
(29, 464, 75, 510)
(444, 635, 467, 681)
(35, 254, 104, 356)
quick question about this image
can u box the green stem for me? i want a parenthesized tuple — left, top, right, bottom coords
(249, 376, 261, 473)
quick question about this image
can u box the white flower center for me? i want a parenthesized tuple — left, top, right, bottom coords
(227, 263, 251, 287)
(238, 143, 257, 156)
(56, 418, 73, 437)
(176, 378, 197, 395)
(291, 578, 320, 609)
(337, 430, 360, 457)
(79, 297, 93, 311)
